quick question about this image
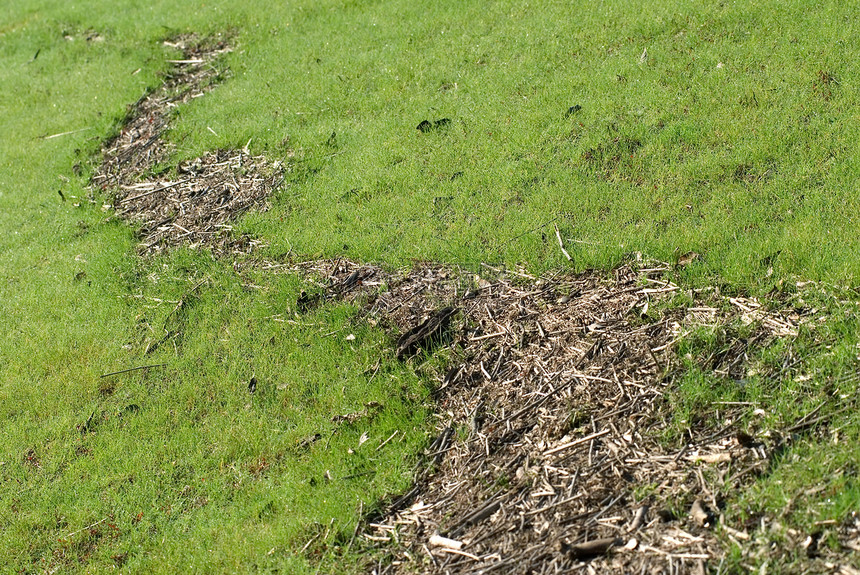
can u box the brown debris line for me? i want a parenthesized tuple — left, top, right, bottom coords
(273, 257, 809, 574)
(91, 35, 283, 255)
(109, 150, 281, 254)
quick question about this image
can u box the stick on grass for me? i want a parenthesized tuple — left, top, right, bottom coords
(100, 363, 166, 378)
(554, 223, 572, 261)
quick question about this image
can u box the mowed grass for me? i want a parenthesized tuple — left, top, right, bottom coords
(1, 0, 859, 571)
(3, 252, 428, 573)
(189, 0, 860, 286)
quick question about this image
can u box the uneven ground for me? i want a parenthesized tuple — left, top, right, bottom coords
(2, 2, 860, 573)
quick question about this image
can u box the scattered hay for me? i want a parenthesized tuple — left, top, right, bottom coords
(92, 34, 283, 255)
(90, 33, 858, 575)
(269, 257, 848, 574)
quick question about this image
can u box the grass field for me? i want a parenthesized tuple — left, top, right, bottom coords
(2, 0, 859, 572)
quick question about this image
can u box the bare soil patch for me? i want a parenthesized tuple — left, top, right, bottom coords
(92, 35, 283, 255)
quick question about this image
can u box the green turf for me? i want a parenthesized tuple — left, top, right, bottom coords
(2, 0, 859, 571)
(192, 0, 860, 286)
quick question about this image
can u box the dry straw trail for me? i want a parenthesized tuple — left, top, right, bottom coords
(94, 36, 860, 574)
(286, 257, 821, 574)
(93, 35, 282, 256)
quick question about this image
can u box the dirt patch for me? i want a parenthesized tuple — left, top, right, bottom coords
(92, 35, 283, 255)
(274, 257, 857, 574)
(581, 136, 644, 184)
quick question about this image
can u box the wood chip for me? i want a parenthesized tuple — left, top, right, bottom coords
(562, 537, 623, 559)
(429, 534, 464, 550)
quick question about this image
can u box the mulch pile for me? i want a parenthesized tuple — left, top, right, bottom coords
(279, 257, 859, 574)
(91, 35, 283, 255)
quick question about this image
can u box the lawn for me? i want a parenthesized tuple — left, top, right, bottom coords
(1, 0, 859, 572)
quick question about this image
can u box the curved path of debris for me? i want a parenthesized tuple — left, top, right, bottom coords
(276, 258, 856, 575)
(91, 35, 858, 574)
(92, 35, 283, 255)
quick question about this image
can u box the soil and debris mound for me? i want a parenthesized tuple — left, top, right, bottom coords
(92, 35, 283, 255)
(279, 257, 856, 574)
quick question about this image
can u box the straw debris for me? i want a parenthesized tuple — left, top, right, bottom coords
(271, 257, 851, 574)
(92, 35, 283, 255)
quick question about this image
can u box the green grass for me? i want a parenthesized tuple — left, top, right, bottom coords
(2, 247, 430, 572)
(205, 0, 860, 286)
(664, 283, 860, 569)
(2, 0, 860, 571)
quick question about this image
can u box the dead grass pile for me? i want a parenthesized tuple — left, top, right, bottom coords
(275, 257, 853, 574)
(91, 35, 282, 255)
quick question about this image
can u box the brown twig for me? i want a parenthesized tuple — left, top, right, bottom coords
(100, 363, 166, 378)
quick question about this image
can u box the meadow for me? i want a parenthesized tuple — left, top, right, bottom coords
(1, 0, 859, 571)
